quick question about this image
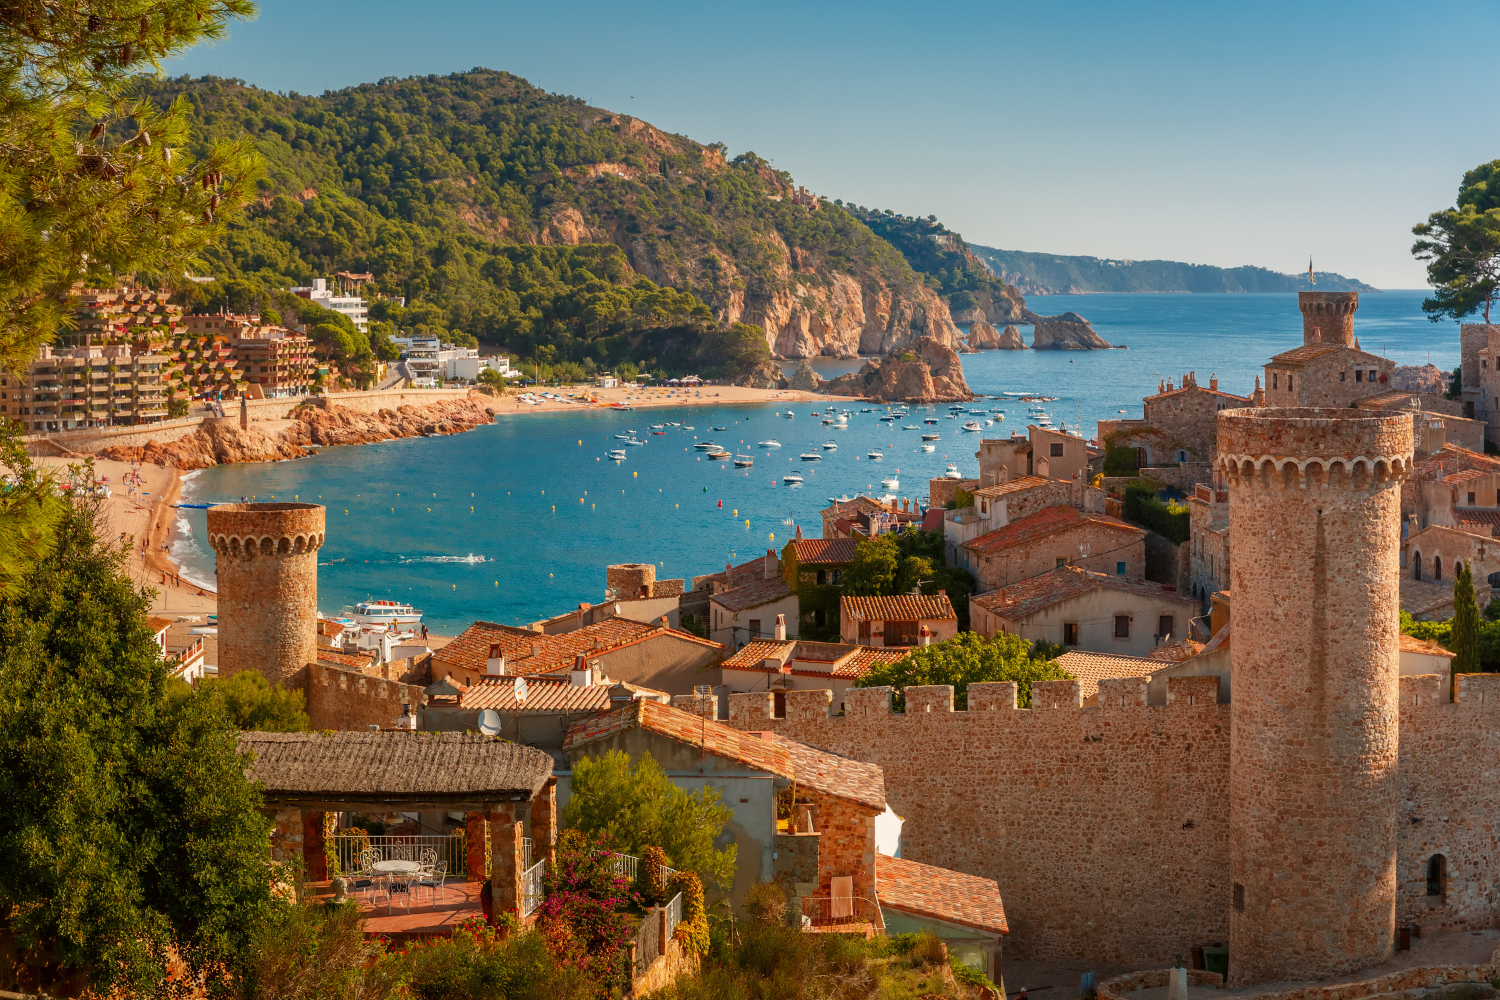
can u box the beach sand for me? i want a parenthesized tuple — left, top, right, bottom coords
(486, 383, 860, 415)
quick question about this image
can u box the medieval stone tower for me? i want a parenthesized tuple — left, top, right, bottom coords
(206, 502, 326, 688)
(1216, 408, 1411, 986)
(1299, 290, 1358, 347)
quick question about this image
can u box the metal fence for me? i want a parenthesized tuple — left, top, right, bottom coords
(611, 852, 639, 882)
(664, 891, 683, 941)
(798, 895, 881, 928)
(630, 907, 661, 975)
(328, 834, 465, 879)
(522, 859, 546, 916)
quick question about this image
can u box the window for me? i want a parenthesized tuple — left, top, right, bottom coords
(1114, 615, 1131, 639)
(1339, 371, 1346, 381)
(749, 618, 762, 639)
(1468, 492, 1476, 506)
(1427, 855, 1446, 898)
(1158, 615, 1174, 639)
(1177, 450, 1187, 462)
(1135, 447, 1148, 468)
(1414, 553, 1423, 581)
(831, 569, 841, 585)
(1063, 622, 1079, 646)
(1355, 369, 1363, 382)
(816, 569, 826, 585)
(887, 621, 919, 646)
(1117, 561, 1127, 575)
(1273, 372, 1278, 389)
(773, 691, 786, 719)
(858, 620, 870, 643)
(1288, 374, 1294, 391)
(1369, 370, 1377, 382)
(1050, 442, 1064, 457)
(1056, 557, 1068, 568)
(814, 608, 826, 626)
(1434, 556, 1443, 582)
(1233, 883, 1245, 912)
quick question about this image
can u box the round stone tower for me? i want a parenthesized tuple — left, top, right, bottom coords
(1299, 290, 1358, 347)
(206, 502, 326, 688)
(1217, 408, 1411, 986)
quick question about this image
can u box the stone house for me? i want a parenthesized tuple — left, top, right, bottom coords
(1401, 523, 1499, 598)
(1458, 321, 1500, 439)
(942, 475, 1070, 565)
(1028, 425, 1093, 483)
(782, 533, 857, 638)
(841, 593, 958, 647)
(958, 504, 1146, 589)
(432, 616, 726, 694)
(709, 576, 797, 649)
(820, 496, 891, 540)
(1096, 371, 1253, 466)
(1262, 342, 1395, 409)
(1188, 482, 1231, 607)
(974, 434, 1032, 487)
(713, 639, 906, 712)
(1354, 391, 1485, 455)
(969, 565, 1201, 656)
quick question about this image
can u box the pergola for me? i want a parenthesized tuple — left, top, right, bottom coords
(241, 731, 556, 918)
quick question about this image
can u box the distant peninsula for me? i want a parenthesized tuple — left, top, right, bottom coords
(969, 246, 1378, 295)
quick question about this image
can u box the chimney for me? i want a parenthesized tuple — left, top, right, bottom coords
(774, 614, 786, 640)
(765, 548, 776, 579)
(937, 588, 946, 596)
(1158, 380, 1164, 394)
(486, 643, 506, 676)
(660, 615, 670, 629)
(1209, 373, 1217, 390)
(1189, 371, 1195, 385)
(571, 653, 592, 687)
(919, 624, 932, 647)
(395, 703, 415, 730)
(1355, 336, 1361, 351)
(593, 638, 604, 651)
(795, 524, 803, 541)
(530, 644, 541, 658)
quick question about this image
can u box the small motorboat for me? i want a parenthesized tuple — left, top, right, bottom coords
(962, 420, 982, 432)
(879, 415, 896, 422)
(921, 443, 936, 453)
(949, 404, 966, 411)
(734, 454, 754, 467)
(650, 424, 665, 429)
(614, 433, 633, 439)
(651, 430, 666, 435)
(706, 449, 730, 460)
(694, 441, 718, 450)
(924, 418, 938, 425)
(758, 440, 782, 448)
(822, 441, 838, 450)
(682, 425, 694, 430)
(780, 411, 795, 419)
(881, 474, 900, 490)
(800, 452, 822, 461)
(860, 407, 872, 412)
(608, 449, 626, 461)
(811, 411, 821, 417)
(713, 426, 727, 431)
(922, 432, 940, 441)
(944, 464, 962, 480)
(624, 437, 645, 446)
(783, 473, 804, 485)
(867, 450, 884, 460)
(835, 413, 849, 424)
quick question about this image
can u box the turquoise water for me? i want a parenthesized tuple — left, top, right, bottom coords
(177, 290, 1457, 632)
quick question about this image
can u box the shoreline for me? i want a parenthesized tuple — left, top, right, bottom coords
(484, 384, 866, 416)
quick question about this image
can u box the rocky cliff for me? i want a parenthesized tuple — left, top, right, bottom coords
(1032, 312, 1113, 350)
(101, 396, 497, 469)
(1391, 363, 1452, 395)
(787, 360, 823, 391)
(824, 337, 973, 403)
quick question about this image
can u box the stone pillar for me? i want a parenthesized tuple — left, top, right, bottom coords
(532, 779, 557, 867)
(239, 393, 248, 430)
(489, 802, 528, 917)
(1218, 407, 1411, 985)
(465, 811, 488, 882)
(302, 809, 326, 881)
(268, 806, 304, 865)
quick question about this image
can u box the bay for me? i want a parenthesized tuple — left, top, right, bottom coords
(177, 290, 1458, 632)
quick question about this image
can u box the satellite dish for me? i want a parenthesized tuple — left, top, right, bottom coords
(477, 709, 501, 737)
(514, 676, 528, 704)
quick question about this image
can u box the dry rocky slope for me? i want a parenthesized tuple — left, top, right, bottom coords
(100, 397, 497, 470)
(825, 337, 973, 403)
(1390, 363, 1452, 395)
(966, 319, 1028, 350)
(1031, 311, 1113, 350)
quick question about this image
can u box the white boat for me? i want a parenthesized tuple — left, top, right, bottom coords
(706, 449, 730, 460)
(921, 443, 936, 452)
(822, 441, 838, 450)
(867, 450, 884, 460)
(650, 424, 665, 429)
(682, 425, 694, 430)
(924, 418, 938, 425)
(608, 449, 626, 460)
(624, 437, 645, 446)
(902, 425, 919, 429)
(835, 413, 849, 424)
(881, 475, 900, 490)
(348, 600, 423, 625)
(758, 440, 782, 448)
(614, 433, 633, 439)
(800, 452, 822, 461)
(780, 411, 795, 419)
(879, 415, 896, 422)
(944, 464, 962, 480)
(984, 419, 994, 426)
(962, 420, 982, 432)
(783, 473, 804, 485)
(694, 441, 718, 450)
(922, 432, 940, 441)
(713, 426, 727, 431)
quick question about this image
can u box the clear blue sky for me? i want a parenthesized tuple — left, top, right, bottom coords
(163, 0, 1500, 289)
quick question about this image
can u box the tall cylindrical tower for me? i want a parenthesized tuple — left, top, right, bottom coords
(206, 502, 326, 688)
(1217, 408, 1411, 986)
(1298, 291, 1358, 347)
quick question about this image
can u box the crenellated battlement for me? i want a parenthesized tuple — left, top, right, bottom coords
(1399, 672, 1500, 709)
(1216, 408, 1412, 492)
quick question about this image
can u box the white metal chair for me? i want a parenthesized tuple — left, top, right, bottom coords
(416, 861, 448, 909)
(348, 847, 380, 902)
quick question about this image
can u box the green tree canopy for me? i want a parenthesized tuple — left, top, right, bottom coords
(1451, 561, 1481, 697)
(840, 529, 976, 629)
(178, 669, 309, 732)
(854, 631, 1072, 709)
(0, 455, 277, 994)
(562, 749, 737, 892)
(1413, 161, 1500, 323)
(842, 533, 900, 596)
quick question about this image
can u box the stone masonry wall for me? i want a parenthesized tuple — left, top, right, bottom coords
(306, 661, 426, 731)
(728, 679, 1234, 963)
(967, 521, 1145, 591)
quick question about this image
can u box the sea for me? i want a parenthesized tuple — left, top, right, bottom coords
(174, 290, 1459, 632)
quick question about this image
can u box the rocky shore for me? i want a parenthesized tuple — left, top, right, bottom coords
(967, 319, 1028, 350)
(1032, 311, 1113, 350)
(824, 336, 973, 403)
(100, 396, 499, 470)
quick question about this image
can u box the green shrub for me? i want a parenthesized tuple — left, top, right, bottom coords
(639, 845, 669, 907)
(1123, 485, 1190, 544)
(670, 870, 710, 956)
(743, 881, 788, 926)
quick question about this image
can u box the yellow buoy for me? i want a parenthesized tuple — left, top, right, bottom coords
(633, 471, 637, 477)
(578, 440, 582, 445)
(495, 581, 499, 586)
(745, 519, 750, 526)
(391, 508, 394, 512)
(733, 509, 738, 516)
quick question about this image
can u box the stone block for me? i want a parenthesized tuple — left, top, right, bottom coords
(1166, 675, 1218, 706)
(1400, 673, 1446, 709)
(1032, 679, 1081, 710)
(967, 681, 1018, 711)
(843, 686, 891, 716)
(1457, 672, 1500, 707)
(1097, 676, 1148, 709)
(785, 689, 833, 721)
(728, 691, 774, 724)
(905, 685, 954, 714)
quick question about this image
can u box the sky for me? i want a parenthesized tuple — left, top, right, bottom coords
(162, 0, 1500, 290)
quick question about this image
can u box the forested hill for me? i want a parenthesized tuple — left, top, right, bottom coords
(136, 69, 986, 376)
(970, 246, 1378, 295)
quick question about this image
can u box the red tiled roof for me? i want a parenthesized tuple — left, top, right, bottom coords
(461, 676, 613, 713)
(721, 641, 907, 680)
(971, 566, 1197, 620)
(721, 640, 797, 671)
(1457, 510, 1500, 536)
(961, 505, 1141, 557)
(840, 646, 907, 678)
(564, 701, 885, 809)
(1400, 633, 1455, 658)
(792, 538, 859, 565)
(877, 854, 1008, 935)
(1149, 383, 1250, 403)
(823, 496, 889, 520)
(971, 475, 1061, 501)
(317, 649, 376, 669)
(842, 594, 956, 623)
(697, 554, 782, 593)
(1055, 650, 1155, 699)
(712, 575, 792, 613)
(1442, 468, 1491, 486)
(1147, 638, 1205, 662)
(920, 508, 944, 532)
(147, 615, 174, 636)
(436, 615, 725, 676)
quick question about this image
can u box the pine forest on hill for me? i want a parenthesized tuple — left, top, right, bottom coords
(135, 69, 981, 380)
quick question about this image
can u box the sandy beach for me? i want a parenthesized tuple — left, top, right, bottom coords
(485, 383, 862, 416)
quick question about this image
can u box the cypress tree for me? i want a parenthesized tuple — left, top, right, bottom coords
(1451, 560, 1481, 699)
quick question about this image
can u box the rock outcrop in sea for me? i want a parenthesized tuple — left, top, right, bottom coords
(996, 325, 1027, 350)
(787, 359, 823, 391)
(824, 336, 973, 403)
(1390, 363, 1452, 395)
(100, 396, 498, 470)
(1031, 311, 1112, 350)
(730, 360, 786, 389)
(968, 319, 1027, 350)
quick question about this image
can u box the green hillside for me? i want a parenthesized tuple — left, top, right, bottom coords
(970, 246, 1378, 295)
(133, 70, 942, 379)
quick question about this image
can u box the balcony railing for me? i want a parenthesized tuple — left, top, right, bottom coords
(327, 833, 465, 879)
(798, 895, 881, 929)
(665, 890, 683, 940)
(522, 859, 545, 916)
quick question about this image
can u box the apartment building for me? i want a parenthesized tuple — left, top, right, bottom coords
(291, 277, 368, 333)
(1, 343, 170, 430)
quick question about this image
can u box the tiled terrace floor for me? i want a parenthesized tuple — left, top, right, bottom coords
(307, 878, 484, 940)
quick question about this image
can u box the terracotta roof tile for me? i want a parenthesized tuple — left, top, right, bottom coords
(1442, 468, 1491, 486)
(842, 594, 956, 623)
(721, 640, 797, 671)
(436, 616, 724, 676)
(317, 649, 377, 669)
(970, 475, 1063, 501)
(791, 538, 859, 565)
(877, 854, 1008, 935)
(1268, 344, 1346, 367)
(712, 575, 792, 613)
(147, 616, 175, 635)
(971, 566, 1196, 620)
(564, 701, 885, 809)
(840, 646, 907, 678)
(961, 505, 1141, 556)
(1399, 633, 1455, 658)
(1149, 383, 1251, 403)
(823, 496, 889, 520)
(461, 676, 614, 713)
(1055, 650, 1156, 699)
(1146, 638, 1205, 662)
